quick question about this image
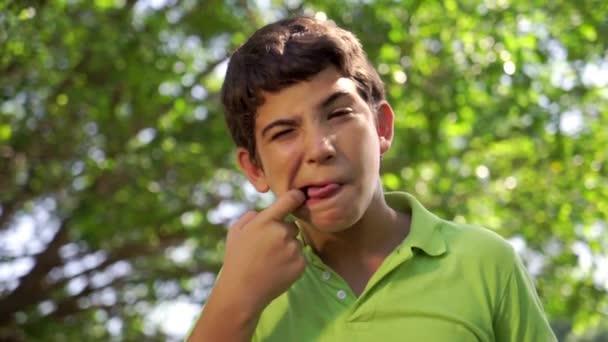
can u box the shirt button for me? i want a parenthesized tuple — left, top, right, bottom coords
(322, 271, 331, 280)
(336, 290, 347, 300)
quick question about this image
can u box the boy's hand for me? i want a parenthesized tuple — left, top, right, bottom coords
(187, 190, 306, 341)
(217, 189, 307, 312)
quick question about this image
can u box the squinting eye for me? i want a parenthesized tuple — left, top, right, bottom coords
(328, 109, 352, 119)
(271, 129, 294, 140)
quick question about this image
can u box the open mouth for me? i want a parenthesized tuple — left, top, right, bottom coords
(299, 183, 342, 203)
(300, 186, 311, 200)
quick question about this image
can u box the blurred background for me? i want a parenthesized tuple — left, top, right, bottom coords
(1, 0, 607, 340)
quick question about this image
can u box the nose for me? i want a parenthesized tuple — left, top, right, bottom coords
(305, 127, 336, 164)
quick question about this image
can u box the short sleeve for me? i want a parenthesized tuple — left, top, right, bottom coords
(492, 250, 557, 342)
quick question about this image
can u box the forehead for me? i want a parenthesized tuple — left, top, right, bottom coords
(255, 67, 360, 124)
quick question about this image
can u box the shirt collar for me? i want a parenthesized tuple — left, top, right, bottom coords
(299, 191, 447, 267)
(385, 192, 447, 257)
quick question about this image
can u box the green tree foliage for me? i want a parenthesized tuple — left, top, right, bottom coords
(1, 0, 606, 340)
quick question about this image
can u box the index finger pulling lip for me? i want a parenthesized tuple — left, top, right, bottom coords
(258, 189, 305, 222)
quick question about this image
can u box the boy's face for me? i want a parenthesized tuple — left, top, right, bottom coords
(237, 66, 394, 232)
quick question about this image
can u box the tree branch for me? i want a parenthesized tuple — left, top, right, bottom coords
(45, 230, 190, 295)
(0, 218, 69, 324)
(48, 262, 217, 321)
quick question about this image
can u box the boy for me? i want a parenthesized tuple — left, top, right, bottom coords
(188, 16, 556, 341)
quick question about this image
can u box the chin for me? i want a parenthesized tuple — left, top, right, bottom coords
(295, 207, 360, 233)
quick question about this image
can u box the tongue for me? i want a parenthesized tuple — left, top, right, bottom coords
(306, 183, 340, 198)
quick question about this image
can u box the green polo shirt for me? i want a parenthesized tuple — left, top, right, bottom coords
(252, 192, 556, 341)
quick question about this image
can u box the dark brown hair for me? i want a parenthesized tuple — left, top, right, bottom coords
(221, 16, 385, 161)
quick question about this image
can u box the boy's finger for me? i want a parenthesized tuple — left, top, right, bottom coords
(284, 221, 300, 239)
(231, 211, 258, 230)
(258, 189, 305, 222)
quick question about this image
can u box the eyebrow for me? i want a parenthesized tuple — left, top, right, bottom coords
(260, 90, 354, 139)
(318, 90, 352, 111)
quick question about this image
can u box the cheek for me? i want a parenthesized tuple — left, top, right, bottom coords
(261, 143, 302, 189)
(352, 122, 381, 153)
(355, 127, 382, 173)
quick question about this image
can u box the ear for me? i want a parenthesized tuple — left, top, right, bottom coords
(375, 102, 395, 155)
(237, 147, 270, 193)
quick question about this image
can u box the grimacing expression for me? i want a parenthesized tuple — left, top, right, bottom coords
(238, 67, 394, 231)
